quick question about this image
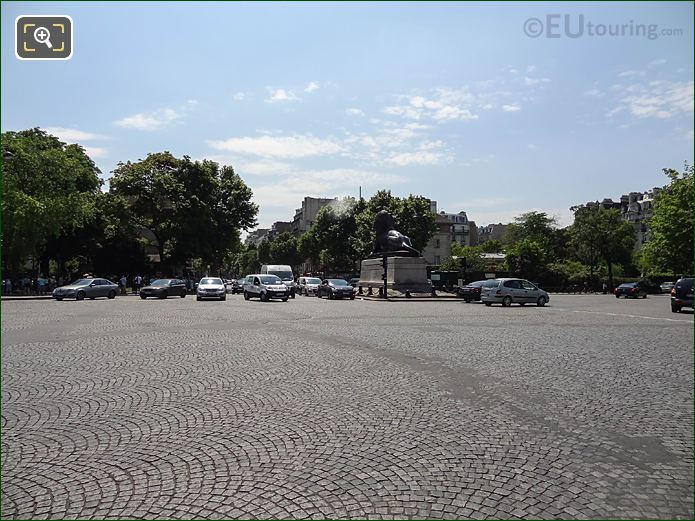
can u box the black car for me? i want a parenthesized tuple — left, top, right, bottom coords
(230, 279, 245, 294)
(614, 282, 647, 299)
(457, 279, 499, 302)
(671, 277, 693, 313)
(317, 279, 355, 300)
(140, 279, 187, 299)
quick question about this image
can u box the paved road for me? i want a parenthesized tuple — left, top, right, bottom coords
(2, 294, 692, 519)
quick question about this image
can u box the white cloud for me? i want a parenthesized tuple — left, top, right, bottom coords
(617, 70, 639, 77)
(236, 160, 293, 176)
(43, 127, 109, 142)
(250, 169, 403, 208)
(611, 80, 693, 119)
(304, 81, 320, 93)
(648, 59, 667, 67)
(233, 92, 245, 101)
(502, 104, 521, 112)
(386, 150, 444, 166)
(113, 100, 197, 131)
(345, 108, 365, 116)
(583, 88, 604, 98)
(265, 88, 299, 103)
(523, 77, 550, 86)
(526, 65, 537, 73)
(83, 146, 108, 158)
(207, 134, 343, 158)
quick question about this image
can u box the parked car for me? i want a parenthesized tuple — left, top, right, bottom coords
(671, 277, 693, 313)
(614, 282, 647, 299)
(53, 278, 119, 301)
(261, 264, 296, 298)
(230, 279, 245, 294)
(139, 279, 187, 299)
(457, 279, 499, 302)
(298, 276, 322, 296)
(196, 277, 227, 301)
(317, 279, 355, 300)
(660, 281, 676, 294)
(243, 274, 290, 302)
(481, 278, 549, 307)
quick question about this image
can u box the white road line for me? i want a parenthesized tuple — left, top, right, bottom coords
(549, 307, 693, 323)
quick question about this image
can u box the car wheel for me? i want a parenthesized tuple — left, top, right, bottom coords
(89, 296, 95, 300)
(641, 292, 647, 299)
(76, 291, 85, 301)
(671, 304, 681, 313)
(196, 296, 201, 301)
(502, 296, 512, 307)
(350, 295, 355, 300)
(180, 291, 186, 298)
(519, 302, 525, 306)
(484, 302, 492, 307)
(615, 294, 620, 298)
(108, 290, 116, 299)
(282, 297, 288, 302)
(328, 291, 334, 300)
(537, 296, 547, 307)
(140, 294, 147, 299)
(464, 298, 472, 303)
(260, 292, 268, 302)
(243, 291, 250, 301)
(55, 297, 63, 301)
(290, 292, 295, 299)
(221, 295, 226, 301)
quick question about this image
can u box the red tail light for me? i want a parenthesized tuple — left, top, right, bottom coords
(614, 288, 619, 294)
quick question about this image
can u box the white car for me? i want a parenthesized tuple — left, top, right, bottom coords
(481, 278, 549, 307)
(298, 276, 322, 296)
(196, 277, 226, 301)
(660, 281, 675, 294)
(243, 274, 290, 302)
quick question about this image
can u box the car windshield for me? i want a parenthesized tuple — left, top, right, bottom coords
(69, 279, 92, 286)
(260, 275, 282, 284)
(269, 271, 293, 281)
(329, 279, 349, 286)
(306, 278, 322, 284)
(483, 280, 499, 287)
(151, 279, 171, 286)
(619, 283, 636, 288)
(469, 281, 485, 287)
(200, 278, 222, 285)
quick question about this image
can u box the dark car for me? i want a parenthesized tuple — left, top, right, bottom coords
(614, 282, 647, 299)
(140, 279, 187, 299)
(53, 278, 119, 301)
(230, 279, 245, 294)
(457, 279, 499, 302)
(349, 278, 360, 287)
(317, 279, 355, 300)
(671, 277, 693, 313)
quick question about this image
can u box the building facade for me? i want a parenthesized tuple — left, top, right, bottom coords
(291, 197, 336, 236)
(579, 187, 662, 250)
(478, 223, 509, 244)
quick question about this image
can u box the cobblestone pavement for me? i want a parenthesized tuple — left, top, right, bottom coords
(2, 294, 692, 519)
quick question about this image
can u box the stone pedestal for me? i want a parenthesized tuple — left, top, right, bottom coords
(359, 256, 431, 293)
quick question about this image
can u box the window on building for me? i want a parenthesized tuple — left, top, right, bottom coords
(435, 239, 440, 248)
(434, 256, 441, 265)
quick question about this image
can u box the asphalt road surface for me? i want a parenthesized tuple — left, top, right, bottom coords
(2, 294, 692, 519)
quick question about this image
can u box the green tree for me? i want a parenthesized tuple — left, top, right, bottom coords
(569, 205, 634, 289)
(256, 239, 271, 264)
(441, 243, 487, 272)
(640, 165, 694, 275)
(2, 128, 102, 276)
(505, 238, 547, 281)
(109, 152, 257, 270)
(268, 232, 303, 268)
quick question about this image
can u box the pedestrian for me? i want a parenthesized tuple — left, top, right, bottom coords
(602, 282, 607, 294)
(119, 275, 127, 295)
(133, 274, 142, 294)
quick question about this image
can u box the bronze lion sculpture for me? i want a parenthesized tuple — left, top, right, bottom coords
(370, 210, 421, 257)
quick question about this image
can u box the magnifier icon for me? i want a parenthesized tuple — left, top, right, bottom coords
(33, 26, 53, 49)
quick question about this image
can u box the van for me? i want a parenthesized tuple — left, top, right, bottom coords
(260, 265, 296, 298)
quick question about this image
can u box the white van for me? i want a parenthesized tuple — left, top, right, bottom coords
(260, 265, 296, 298)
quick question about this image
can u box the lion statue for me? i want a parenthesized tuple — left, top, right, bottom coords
(370, 210, 421, 257)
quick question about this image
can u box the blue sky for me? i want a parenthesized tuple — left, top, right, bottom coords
(2, 1, 693, 230)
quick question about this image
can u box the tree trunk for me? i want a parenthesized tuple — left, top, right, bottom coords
(607, 261, 613, 291)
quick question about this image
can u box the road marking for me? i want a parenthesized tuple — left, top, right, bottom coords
(551, 308, 693, 323)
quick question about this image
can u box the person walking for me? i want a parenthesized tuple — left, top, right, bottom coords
(133, 274, 142, 294)
(119, 275, 127, 295)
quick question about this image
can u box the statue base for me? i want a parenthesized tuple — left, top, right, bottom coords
(358, 256, 431, 293)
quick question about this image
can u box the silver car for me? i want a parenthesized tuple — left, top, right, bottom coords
(53, 278, 119, 301)
(196, 277, 227, 301)
(243, 274, 290, 302)
(298, 276, 322, 296)
(481, 278, 549, 307)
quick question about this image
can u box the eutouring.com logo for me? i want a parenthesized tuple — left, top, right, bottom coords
(523, 14, 683, 40)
